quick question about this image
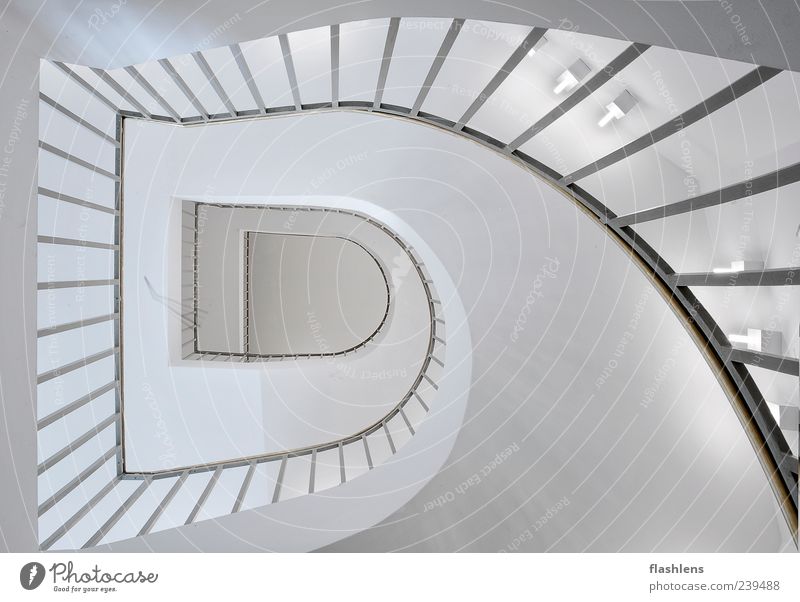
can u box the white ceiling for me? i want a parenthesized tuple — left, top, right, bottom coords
(110, 17, 799, 367)
(116, 111, 792, 550)
(6, 3, 798, 552)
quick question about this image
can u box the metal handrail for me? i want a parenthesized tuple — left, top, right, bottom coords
(35, 18, 799, 547)
(189, 216, 394, 360)
(115, 104, 796, 533)
(125, 204, 445, 479)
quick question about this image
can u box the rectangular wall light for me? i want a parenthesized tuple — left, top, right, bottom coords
(526, 34, 548, 57)
(598, 90, 638, 127)
(712, 260, 764, 274)
(728, 328, 782, 354)
(553, 59, 590, 94)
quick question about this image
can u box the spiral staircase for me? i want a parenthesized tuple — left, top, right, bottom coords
(22, 13, 800, 551)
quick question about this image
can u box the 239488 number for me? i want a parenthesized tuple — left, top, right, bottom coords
(736, 580, 780, 591)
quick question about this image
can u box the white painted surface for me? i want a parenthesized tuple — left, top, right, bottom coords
(122, 133, 437, 469)
(246, 232, 388, 356)
(193, 206, 401, 357)
(115, 110, 791, 551)
(8, 3, 797, 553)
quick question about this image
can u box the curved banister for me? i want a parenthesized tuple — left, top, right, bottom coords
(186, 206, 394, 360)
(117, 101, 797, 537)
(35, 17, 798, 548)
(124, 206, 444, 479)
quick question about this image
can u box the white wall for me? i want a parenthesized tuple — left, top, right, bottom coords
(12, 1, 800, 71)
(3, 0, 798, 552)
(247, 233, 388, 355)
(115, 110, 790, 551)
(0, 7, 39, 553)
(122, 119, 436, 471)
(194, 209, 391, 355)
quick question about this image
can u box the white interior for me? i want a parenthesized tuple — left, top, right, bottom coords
(246, 232, 389, 356)
(18, 6, 799, 553)
(122, 116, 435, 470)
(194, 206, 398, 356)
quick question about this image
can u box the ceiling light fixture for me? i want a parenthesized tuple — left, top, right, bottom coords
(526, 35, 548, 57)
(553, 59, 590, 94)
(712, 260, 764, 274)
(728, 328, 782, 354)
(598, 90, 638, 127)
